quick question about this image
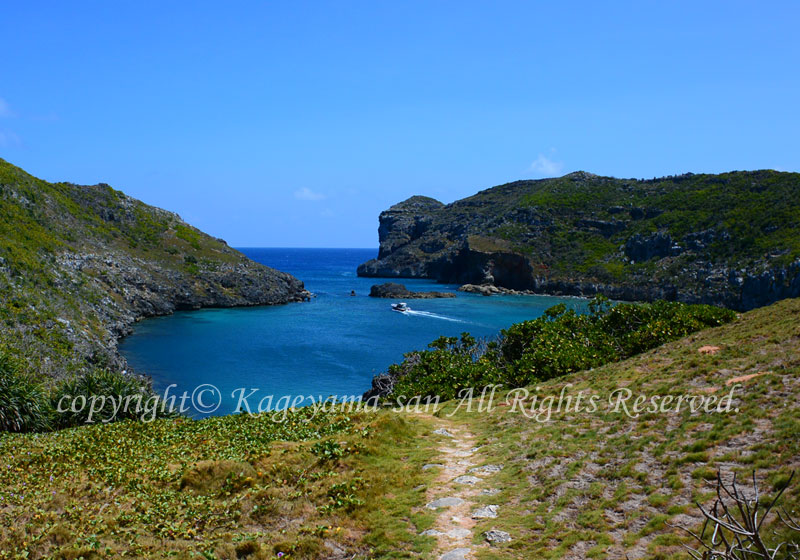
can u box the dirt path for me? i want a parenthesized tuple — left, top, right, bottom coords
(420, 418, 506, 560)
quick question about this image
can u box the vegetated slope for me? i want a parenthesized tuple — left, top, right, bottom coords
(442, 297, 800, 558)
(1, 300, 797, 559)
(0, 158, 308, 379)
(0, 406, 440, 559)
(358, 171, 800, 310)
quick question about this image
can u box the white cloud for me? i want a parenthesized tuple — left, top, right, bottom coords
(0, 98, 13, 118)
(528, 153, 564, 177)
(294, 187, 326, 201)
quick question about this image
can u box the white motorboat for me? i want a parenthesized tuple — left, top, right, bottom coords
(391, 302, 409, 312)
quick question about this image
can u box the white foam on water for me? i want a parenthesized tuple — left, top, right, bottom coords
(403, 309, 466, 323)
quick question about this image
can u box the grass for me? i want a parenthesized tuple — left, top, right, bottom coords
(428, 297, 800, 558)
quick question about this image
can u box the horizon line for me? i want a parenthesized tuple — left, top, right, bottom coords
(234, 246, 378, 250)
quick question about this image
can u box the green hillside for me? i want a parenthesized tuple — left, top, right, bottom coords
(0, 158, 306, 380)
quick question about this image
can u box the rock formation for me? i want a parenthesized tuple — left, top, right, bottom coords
(358, 170, 800, 310)
(369, 282, 456, 299)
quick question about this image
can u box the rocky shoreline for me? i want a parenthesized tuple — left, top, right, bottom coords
(0, 158, 311, 379)
(80, 247, 312, 373)
(358, 172, 800, 311)
(458, 283, 532, 296)
(369, 282, 456, 299)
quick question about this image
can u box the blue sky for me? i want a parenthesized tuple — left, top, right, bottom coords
(1, 1, 798, 247)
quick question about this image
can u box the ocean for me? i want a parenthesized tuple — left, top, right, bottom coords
(118, 248, 588, 416)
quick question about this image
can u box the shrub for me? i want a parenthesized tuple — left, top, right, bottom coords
(673, 470, 800, 559)
(50, 369, 169, 428)
(389, 333, 502, 401)
(501, 297, 736, 386)
(0, 350, 51, 432)
(388, 297, 736, 401)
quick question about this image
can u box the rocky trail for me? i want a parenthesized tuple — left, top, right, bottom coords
(420, 419, 510, 560)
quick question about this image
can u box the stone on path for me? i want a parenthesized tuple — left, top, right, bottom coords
(484, 529, 512, 543)
(422, 463, 443, 471)
(440, 548, 471, 560)
(453, 475, 480, 485)
(447, 528, 471, 539)
(481, 488, 501, 495)
(452, 450, 473, 457)
(469, 464, 503, 474)
(434, 428, 455, 437)
(472, 504, 499, 519)
(426, 497, 465, 509)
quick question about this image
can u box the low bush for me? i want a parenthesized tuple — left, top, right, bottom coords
(0, 350, 50, 432)
(386, 332, 503, 402)
(51, 368, 172, 428)
(1, 353, 171, 432)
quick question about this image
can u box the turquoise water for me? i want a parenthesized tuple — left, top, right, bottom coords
(119, 248, 588, 415)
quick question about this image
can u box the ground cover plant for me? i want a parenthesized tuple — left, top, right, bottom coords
(0, 405, 440, 559)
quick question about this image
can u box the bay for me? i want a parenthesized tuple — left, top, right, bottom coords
(118, 248, 588, 415)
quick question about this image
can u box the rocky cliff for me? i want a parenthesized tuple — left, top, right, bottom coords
(358, 171, 800, 310)
(0, 158, 309, 378)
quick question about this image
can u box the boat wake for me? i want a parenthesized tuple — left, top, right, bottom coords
(403, 309, 466, 323)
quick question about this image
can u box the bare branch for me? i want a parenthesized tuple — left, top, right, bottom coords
(666, 470, 798, 560)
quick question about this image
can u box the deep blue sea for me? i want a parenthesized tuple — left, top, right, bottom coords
(119, 248, 588, 416)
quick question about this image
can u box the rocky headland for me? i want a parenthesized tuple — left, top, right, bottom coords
(358, 171, 800, 310)
(0, 158, 310, 378)
(369, 282, 456, 299)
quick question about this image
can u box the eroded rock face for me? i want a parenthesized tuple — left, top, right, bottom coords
(740, 261, 800, 310)
(357, 171, 800, 311)
(624, 232, 681, 262)
(43, 243, 310, 375)
(376, 196, 444, 259)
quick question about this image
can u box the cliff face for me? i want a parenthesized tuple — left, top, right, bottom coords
(0, 159, 308, 378)
(358, 171, 800, 311)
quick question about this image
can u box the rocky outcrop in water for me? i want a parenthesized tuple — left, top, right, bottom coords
(369, 282, 455, 299)
(358, 170, 800, 311)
